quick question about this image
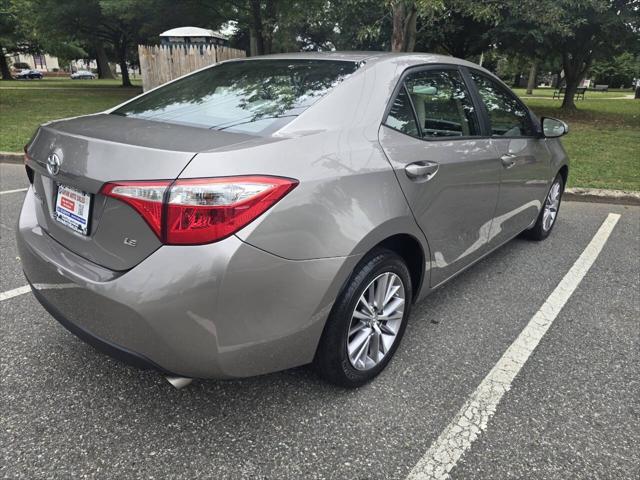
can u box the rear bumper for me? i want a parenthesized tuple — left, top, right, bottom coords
(18, 187, 359, 378)
(28, 282, 176, 374)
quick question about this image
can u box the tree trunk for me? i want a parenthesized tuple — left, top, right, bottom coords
(262, 0, 277, 54)
(119, 59, 131, 87)
(561, 79, 578, 110)
(95, 41, 115, 79)
(0, 45, 12, 80)
(512, 72, 522, 88)
(553, 68, 563, 88)
(391, 2, 405, 52)
(560, 51, 590, 111)
(116, 42, 131, 87)
(249, 27, 259, 56)
(405, 8, 418, 52)
(247, 0, 277, 56)
(249, 0, 265, 55)
(391, 1, 418, 52)
(526, 63, 537, 95)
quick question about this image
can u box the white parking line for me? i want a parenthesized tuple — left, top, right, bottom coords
(0, 285, 31, 301)
(406, 213, 621, 480)
(0, 283, 78, 302)
(0, 188, 28, 195)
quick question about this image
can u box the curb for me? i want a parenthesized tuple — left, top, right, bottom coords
(0, 152, 23, 164)
(1, 152, 638, 206)
(564, 188, 640, 206)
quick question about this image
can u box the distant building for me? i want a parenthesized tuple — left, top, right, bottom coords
(159, 27, 229, 47)
(8, 52, 59, 71)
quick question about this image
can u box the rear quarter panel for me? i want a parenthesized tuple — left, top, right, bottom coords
(180, 128, 424, 261)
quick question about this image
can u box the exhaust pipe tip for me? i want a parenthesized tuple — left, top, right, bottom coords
(165, 376, 193, 389)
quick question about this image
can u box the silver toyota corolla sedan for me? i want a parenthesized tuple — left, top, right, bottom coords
(17, 52, 569, 388)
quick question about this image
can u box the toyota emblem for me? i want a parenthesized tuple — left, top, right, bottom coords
(47, 153, 61, 176)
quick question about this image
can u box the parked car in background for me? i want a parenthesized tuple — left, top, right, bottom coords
(70, 70, 96, 80)
(15, 69, 43, 79)
(18, 52, 569, 389)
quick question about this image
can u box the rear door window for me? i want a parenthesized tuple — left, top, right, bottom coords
(385, 86, 420, 137)
(112, 60, 359, 135)
(402, 69, 480, 138)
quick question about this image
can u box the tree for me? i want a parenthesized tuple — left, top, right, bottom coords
(312, 0, 442, 54)
(323, 0, 391, 51)
(97, 0, 142, 86)
(25, 0, 94, 75)
(391, 1, 418, 51)
(31, 0, 203, 85)
(31, 0, 116, 79)
(390, 0, 444, 52)
(486, 0, 639, 110)
(525, 62, 537, 94)
(222, 0, 279, 55)
(227, 0, 353, 55)
(551, 1, 638, 110)
(414, 0, 494, 59)
(590, 52, 639, 88)
(0, 0, 41, 80)
(0, 0, 21, 79)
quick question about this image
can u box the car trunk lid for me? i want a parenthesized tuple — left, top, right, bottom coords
(25, 114, 255, 271)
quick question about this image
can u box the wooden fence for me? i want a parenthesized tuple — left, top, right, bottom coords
(138, 44, 246, 91)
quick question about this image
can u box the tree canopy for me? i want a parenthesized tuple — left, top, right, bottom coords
(2, 0, 638, 109)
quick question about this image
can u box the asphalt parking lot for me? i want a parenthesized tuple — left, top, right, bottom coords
(1, 161, 638, 480)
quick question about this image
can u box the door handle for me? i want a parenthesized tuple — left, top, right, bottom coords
(405, 161, 439, 180)
(501, 154, 517, 169)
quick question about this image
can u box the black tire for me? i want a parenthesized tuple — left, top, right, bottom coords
(313, 248, 412, 388)
(524, 173, 564, 241)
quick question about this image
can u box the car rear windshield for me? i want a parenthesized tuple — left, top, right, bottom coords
(112, 59, 359, 135)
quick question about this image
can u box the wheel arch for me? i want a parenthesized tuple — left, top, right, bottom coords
(376, 233, 426, 302)
(558, 164, 569, 187)
(343, 229, 428, 304)
(312, 230, 428, 369)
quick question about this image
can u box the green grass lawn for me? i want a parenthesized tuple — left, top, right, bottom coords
(1, 81, 141, 152)
(1, 78, 638, 190)
(521, 97, 640, 191)
(513, 87, 632, 99)
(1, 77, 142, 89)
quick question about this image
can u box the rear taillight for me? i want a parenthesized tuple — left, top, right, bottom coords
(165, 176, 297, 244)
(23, 144, 34, 184)
(101, 181, 170, 238)
(101, 176, 297, 245)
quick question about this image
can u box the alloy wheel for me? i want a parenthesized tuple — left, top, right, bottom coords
(543, 180, 562, 232)
(346, 272, 406, 370)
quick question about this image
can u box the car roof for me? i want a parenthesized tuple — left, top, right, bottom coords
(226, 51, 492, 77)
(244, 51, 383, 62)
(231, 51, 480, 68)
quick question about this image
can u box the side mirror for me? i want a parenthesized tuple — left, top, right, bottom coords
(541, 117, 569, 138)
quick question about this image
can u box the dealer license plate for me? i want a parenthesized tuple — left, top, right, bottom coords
(54, 185, 91, 235)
